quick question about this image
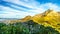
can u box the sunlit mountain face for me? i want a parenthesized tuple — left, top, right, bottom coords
(0, 0, 60, 18)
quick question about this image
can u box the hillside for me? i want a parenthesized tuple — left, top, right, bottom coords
(32, 9, 60, 32)
(0, 20, 60, 34)
(0, 9, 60, 33)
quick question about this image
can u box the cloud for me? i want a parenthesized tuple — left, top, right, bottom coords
(0, 6, 35, 18)
(3, 0, 40, 8)
(0, 0, 40, 18)
(29, 3, 60, 14)
(0, 0, 60, 18)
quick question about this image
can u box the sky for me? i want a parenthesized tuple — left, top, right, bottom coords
(0, 0, 60, 18)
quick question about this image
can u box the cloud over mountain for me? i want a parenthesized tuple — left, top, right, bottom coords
(0, 0, 60, 18)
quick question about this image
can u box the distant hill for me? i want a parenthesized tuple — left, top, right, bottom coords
(0, 18, 19, 20)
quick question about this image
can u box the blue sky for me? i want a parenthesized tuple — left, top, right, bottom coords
(0, 0, 60, 18)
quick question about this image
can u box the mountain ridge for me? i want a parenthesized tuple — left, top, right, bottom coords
(0, 9, 60, 32)
(32, 9, 60, 32)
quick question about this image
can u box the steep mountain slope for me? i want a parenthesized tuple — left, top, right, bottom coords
(32, 9, 60, 32)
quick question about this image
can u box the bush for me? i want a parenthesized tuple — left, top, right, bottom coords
(0, 20, 60, 34)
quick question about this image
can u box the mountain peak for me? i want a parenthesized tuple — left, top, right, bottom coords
(44, 9, 54, 14)
(46, 9, 53, 11)
(42, 9, 59, 16)
(20, 15, 32, 22)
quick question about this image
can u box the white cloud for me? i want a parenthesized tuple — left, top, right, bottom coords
(0, 0, 60, 18)
(3, 0, 40, 8)
(0, 6, 35, 18)
(29, 3, 60, 14)
(0, 0, 40, 18)
(39, 3, 60, 11)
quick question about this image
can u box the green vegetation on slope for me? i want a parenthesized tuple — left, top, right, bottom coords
(0, 20, 60, 34)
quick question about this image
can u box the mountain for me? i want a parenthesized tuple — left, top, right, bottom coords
(20, 15, 32, 22)
(32, 9, 60, 24)
(0, 9, 60, 32)
(32, 9, 60, 32)
(1, 16, 32, 24)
